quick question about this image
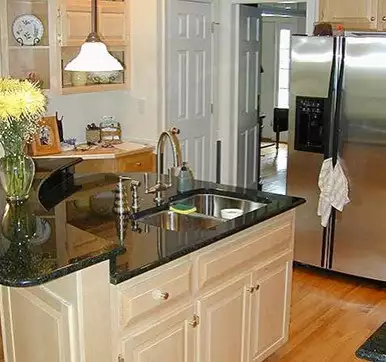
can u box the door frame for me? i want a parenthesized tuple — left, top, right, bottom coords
(161, 0, 220, 182)
(218, 0, 318, 186)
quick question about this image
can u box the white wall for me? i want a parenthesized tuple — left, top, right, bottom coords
(46, 91, 127, 143)
(218, 0, 318, 186)
(260, 15, 306, 142)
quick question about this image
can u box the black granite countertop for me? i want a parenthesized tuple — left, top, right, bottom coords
(0, 159, 125, 287)
(0, 159, 304, 287)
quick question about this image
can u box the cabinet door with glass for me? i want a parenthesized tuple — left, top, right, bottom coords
(0, 0, 59, 92)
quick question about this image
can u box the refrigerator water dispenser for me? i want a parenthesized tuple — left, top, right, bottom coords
(295, 96, 328, 153)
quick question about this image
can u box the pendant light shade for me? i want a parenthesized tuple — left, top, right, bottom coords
(64, 0, 124, 72)
(65, 39, 123, 72)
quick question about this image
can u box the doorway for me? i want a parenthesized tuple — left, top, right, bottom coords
(259, 2, 307, 194)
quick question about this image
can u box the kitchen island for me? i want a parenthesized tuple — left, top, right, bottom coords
(0, 160, 304, 362)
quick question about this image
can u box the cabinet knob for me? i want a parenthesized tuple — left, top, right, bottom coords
(189, 314, 200, 328)
(246, 286, 255, 293)
(383, 16, 386, 21)
(255, 284, 260, 291)
(152, 290, 169, 300)
(371, 16, 376, 21)
(136, 162, 142, 166)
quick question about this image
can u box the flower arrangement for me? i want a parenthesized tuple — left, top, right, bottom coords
(0, 78, 46, 154)
(0, 78, 46, 201)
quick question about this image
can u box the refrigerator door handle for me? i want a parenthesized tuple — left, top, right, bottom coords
(324, 37, 338, 160)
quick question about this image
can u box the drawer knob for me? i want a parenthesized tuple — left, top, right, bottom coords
(189, 314, 200, 328)
(136, 162, 142, 166)
(371, 16, 376, 21)
(383, 16, 386, 21)
(152, 290, 169, 300)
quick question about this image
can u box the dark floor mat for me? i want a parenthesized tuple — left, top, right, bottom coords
(356, 322, 386, 361)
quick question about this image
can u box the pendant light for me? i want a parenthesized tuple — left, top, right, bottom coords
(65, 0, 123, 72)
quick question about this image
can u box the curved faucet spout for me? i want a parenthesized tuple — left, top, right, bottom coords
(145, 128, 182, 204)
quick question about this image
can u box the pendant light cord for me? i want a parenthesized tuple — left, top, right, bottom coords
(92, 0, 98, 34)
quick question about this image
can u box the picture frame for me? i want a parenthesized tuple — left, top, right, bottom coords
(30, 116, 62, 156)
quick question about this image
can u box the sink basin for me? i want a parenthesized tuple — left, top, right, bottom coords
(136, 193, 268, 232)
(172, 193, 267, 219)
(138, 210, 222, 232)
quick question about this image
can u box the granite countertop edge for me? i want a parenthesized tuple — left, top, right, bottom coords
(0, 246, 126, 288)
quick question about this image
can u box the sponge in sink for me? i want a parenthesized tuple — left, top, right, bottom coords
(169, 203, 197, 215)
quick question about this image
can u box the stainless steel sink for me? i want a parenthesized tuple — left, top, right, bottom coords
(138, 210, 222, 232)
(137, 193, 267, 232)
(172, 193, 267, 219)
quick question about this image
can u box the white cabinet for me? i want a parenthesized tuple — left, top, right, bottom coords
(196, 275, 250, 362)
(250, 261, 292, 362)
(113, 211, 296, 362)
(122, 304, 195, 362)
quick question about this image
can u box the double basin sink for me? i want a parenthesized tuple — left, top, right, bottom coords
(135, 191, 269, 232)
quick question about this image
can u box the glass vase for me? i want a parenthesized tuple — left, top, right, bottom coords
(1, 200, 36, 245)
(0, 153, 35, 201)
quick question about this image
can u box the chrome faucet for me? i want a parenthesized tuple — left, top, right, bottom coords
(145, 128, 182, 204)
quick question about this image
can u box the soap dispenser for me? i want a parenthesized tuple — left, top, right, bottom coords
(177, 162, 194, 193)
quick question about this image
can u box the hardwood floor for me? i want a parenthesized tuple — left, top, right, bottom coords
(265, 266, 386, 362)
(260, 142, 288, 194)
(261, 142, 386, 362)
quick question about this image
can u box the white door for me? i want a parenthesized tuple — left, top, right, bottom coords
(166, 0, 213, 181)
(236, 5, 262, 188)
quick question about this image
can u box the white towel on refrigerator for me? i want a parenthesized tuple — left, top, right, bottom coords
(317, 158, 334, 227)
(317, 158, 350, 227)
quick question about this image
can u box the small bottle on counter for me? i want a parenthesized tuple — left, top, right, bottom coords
(177, 162, 194, 193)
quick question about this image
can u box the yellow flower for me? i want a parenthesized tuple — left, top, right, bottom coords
(0, 77, 46, 122)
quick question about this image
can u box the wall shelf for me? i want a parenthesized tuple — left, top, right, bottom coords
(8, 46, 50, 50)
(61, 83, 125, 95)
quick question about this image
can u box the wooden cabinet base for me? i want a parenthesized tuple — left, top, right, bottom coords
(74, 150, 155, 173)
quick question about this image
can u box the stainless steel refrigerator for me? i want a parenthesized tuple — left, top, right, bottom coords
(287, 34, 386, 281)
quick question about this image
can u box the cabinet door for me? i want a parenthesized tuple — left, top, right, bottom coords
(380, 0, 386, 30)
(98, 1, 127, 46)
(61, 0, 91, 46)
(122, 305, 195, 362)
(319, 0, 378, 30)
(249, 262, 292, 362)
(196, 275, 250, 362)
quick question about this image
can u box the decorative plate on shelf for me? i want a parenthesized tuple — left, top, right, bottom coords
(12, 14, 44, 46)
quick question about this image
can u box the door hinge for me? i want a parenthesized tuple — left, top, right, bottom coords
(210, 103, 214, 114)
(211, 22, 220, 33)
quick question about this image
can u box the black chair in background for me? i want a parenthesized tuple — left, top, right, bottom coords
(273, 107, 289, 150)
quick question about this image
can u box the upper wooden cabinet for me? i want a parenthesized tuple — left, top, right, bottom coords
(0, 0, 129, 95)
(319, 0, 380, 30)
(60, 0, 127, 47)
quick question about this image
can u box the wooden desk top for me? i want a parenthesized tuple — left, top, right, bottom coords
(33, 142, 154, 160)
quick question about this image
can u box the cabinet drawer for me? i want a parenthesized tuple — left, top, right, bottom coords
(118, 259, 192, 327)
(117, 152, 155, 172)
(196, 213, 293, 289)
